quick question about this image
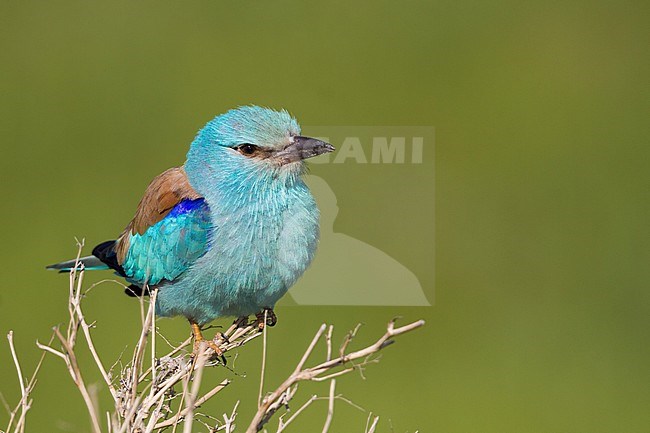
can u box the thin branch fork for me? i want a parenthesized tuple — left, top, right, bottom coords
(246, 318, 426, 433)
(35, 258, 264, 433)
(4, 331, 52, 433)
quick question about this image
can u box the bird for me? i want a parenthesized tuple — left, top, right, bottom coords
(48, 106, 335, 355)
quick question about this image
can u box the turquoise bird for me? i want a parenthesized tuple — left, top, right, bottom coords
(48, 106, 334, 354)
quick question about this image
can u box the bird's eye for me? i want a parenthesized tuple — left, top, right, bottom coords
(236, 144, 258, 156)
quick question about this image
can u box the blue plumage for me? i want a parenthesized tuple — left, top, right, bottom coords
(156, 178, 319, 324)
(48, 106, 335, 336)
(121, 198, 211, 286)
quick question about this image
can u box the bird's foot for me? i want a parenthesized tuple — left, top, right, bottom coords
(190, 322, 226, 363)
(193, 338, 224, 356)
(255, 308, 277, 331)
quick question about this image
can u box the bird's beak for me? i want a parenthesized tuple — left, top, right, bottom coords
(274, 136, 335, 164)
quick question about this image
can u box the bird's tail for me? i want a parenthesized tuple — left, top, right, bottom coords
(46, 255, 110, 272)
(46, 241, 145, 298)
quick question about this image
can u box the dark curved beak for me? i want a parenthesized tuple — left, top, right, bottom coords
(274, 136, 335, 164)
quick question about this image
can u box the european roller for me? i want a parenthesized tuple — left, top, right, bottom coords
(48, 106, 334, 354)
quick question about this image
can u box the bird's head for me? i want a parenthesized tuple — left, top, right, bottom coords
(185, 106, 334, 195)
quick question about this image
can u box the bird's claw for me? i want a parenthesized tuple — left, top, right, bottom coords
(190, 321, 227, 364)
(192, 339, 227, 364)
(255, 308, 277, 331)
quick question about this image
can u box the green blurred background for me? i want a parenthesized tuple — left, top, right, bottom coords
(1, 1, 649, 432)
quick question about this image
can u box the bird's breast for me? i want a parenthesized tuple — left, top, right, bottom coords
(205, 190, 319, 291)
(162, 182, 319, 319)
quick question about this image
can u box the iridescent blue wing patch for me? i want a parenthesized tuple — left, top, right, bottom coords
(121, 198, 211, 285)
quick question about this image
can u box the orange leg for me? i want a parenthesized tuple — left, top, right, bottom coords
(190, 321, 224, 357)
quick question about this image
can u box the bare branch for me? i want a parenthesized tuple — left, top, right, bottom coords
(276, 394, 317, 433)
(366, 414, 380, 433)
(321, 380, 336, 433)
(181, 350, 207, 433)
(246, 319, 425, 433)
(153, 379, 229, 430)
(296, 324, 327, 372)
(258, 310, 269, 409)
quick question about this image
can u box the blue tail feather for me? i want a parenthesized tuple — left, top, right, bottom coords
(46, 255, 109, 272)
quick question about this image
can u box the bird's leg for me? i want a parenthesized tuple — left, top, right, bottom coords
(254, 308, 277, 331)
(190, 321, 224, 358)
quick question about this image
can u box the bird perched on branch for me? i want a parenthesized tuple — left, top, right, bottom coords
(48, 106, 335, 355)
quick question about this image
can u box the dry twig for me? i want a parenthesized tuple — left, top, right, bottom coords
(2, 243, 425, 433)
(32, 242, 263, 433)
(246, 319, 425, 432)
